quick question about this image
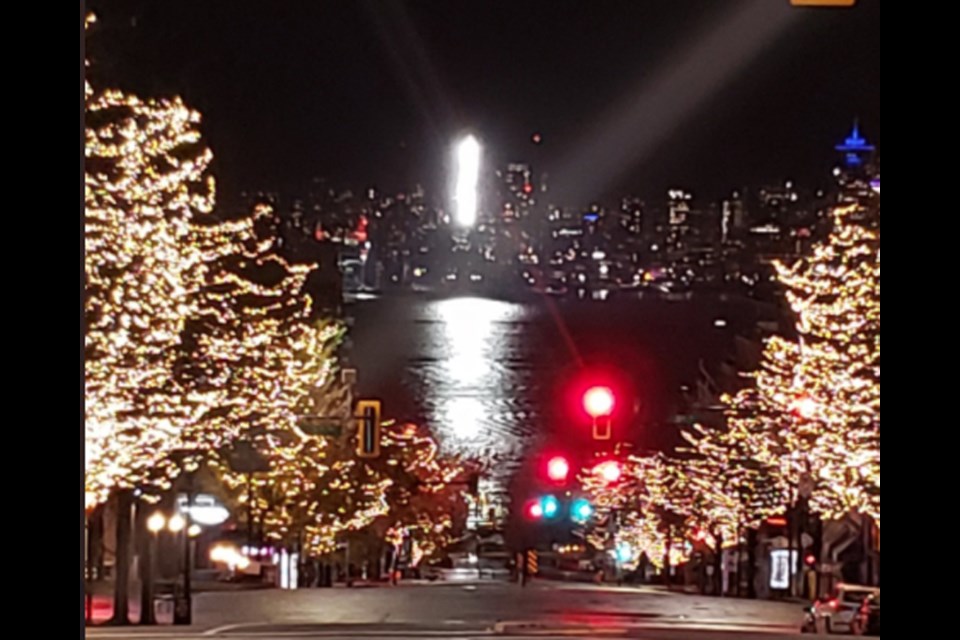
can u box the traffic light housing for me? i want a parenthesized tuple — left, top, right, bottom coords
(525, 495, 563, 521)
(356, 399, 381, 458)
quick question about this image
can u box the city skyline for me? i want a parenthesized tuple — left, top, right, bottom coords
(86, 0, 879, 207)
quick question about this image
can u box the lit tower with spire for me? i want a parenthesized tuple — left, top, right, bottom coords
(833, 120, 878, 207)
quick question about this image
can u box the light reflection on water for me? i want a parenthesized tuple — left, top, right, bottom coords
(418, 297, 535, 466)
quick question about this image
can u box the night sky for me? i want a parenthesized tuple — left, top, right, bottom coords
(85, 0, 880, 209)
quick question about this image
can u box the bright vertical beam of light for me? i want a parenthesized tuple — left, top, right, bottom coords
(454, 135, 481, 227)
(550, 0, 800, 205)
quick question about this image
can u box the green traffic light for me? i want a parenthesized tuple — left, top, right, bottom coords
(571, 498, 593, 523)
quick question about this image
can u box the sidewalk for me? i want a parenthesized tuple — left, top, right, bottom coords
(85, 579, 271, 626)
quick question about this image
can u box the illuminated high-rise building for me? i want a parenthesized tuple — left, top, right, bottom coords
(833, 121, 878, 207)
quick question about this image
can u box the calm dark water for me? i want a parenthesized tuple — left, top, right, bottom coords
(346, 294, 767, 479)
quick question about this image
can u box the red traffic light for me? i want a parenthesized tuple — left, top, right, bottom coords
(526, 499, 544, 520)
(804, 554, 817, 567)
(546, 456, 571, 483)
(593, 460, 622, 484)
(583, 386, 615, 418)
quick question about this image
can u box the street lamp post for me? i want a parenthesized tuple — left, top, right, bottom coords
(141, 512, 166, 625)
(180, 500, 195, 624)
(168, 450, 196, 625)
(166, 512, 191, 625)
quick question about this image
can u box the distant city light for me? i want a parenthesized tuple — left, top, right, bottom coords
(454, 135, 481, 227)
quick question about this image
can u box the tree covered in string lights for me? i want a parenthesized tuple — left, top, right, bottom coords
(375, 421, 471, 564)
(193, 217, 469, 557)
(182, 202, 382, 552)
(176, 203, 316, 454)
(722, 204, 880, 524)
(678, 417, 789, 537)
(85, 24, 229, 508)
(580, 453, 690, 571)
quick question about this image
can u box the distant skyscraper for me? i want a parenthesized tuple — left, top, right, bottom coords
(833, 121, 878, 207)
(668, 189, 693, 226)
(721, 191, 746, 244)
(620, 197, 644, 236)
(835, 120, 876, 171)
(496, 163, 535, 221)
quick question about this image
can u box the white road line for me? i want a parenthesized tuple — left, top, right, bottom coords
(203, 623, 271, 636)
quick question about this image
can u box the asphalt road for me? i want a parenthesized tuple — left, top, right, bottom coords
(85, 580, 849, 639)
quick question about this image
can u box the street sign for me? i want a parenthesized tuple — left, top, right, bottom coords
(355, 399, 382, 458)
(769, 550, 798, 590)
(296, 416, 344, 438)
(226, 440, 270, 474)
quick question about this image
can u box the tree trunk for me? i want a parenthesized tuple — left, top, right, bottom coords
(89, 505, 105, 580)
(746, 528, 758, 599)
(663, 527, 672, 588)
(137, 501, 155, 625)
(713, 531, 724, 596)
(736, 524, 745, 598)
(109, 490, 134, 625)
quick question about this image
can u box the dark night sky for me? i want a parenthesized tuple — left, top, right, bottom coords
(86, 0, 880, 208)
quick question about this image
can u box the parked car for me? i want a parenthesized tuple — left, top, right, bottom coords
(802, 584, 880, 634)
(850, 593, 880, 636)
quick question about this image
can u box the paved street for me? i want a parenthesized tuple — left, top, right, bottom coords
(85, 580, 834, 639)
